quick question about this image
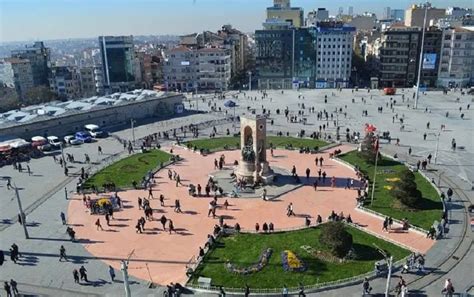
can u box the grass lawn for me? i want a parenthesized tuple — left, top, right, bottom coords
(339, 151, 442, 230)
(190, 226, 410, 288)
(185, 136, 328, 151)
(83, 149, 171, 189)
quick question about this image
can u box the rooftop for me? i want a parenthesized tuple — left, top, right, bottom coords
(0, 89, 178, 130)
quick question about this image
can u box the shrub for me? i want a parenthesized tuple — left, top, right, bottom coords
(319, 222, 353, 258)
(392, 169, 422, 208)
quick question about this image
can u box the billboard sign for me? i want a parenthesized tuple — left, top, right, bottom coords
(422, 53, 437, 70)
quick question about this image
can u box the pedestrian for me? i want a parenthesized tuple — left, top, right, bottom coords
(9, 279, 18, 296)
(159, 194, 165, 206)
(168, 220, 176, 234)
(362, 277, 372, 295)
(261, 188, 267, 201)
(0, 250, 4, 266)
(4, 281, 11, 297)
(175, 199, 182, 213)
(59, 245, 67, 261)
(27, 165, 31, 175)
(287, 203, 294, 216)
(255, 223, 260, 232)
(442, 278, 455, 297)
(60, 212, 66, 225)
(408, 147, 412, 155)
(95, 218, 103, 231)
(73, 269, 80, 283)
(219, 286, 226, 297)
(160, 215, 167, 230)
(305, 168, 310, 180)
(282, 285, 288, 297)
(138, 197, 142, 209)
(109, 265, 116, 282)
(245, 285, 250, 297)
(79, 266, 88, 282)
(148, 187, 154, 199)
(382, 217, 388, 232)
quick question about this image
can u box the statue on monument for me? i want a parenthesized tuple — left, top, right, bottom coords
(242, 134, 255, 162)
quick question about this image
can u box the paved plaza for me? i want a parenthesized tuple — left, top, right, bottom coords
(0, 88, 472, 296)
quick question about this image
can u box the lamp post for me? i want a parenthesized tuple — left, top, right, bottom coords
(2, 177, 29, 239)
(414, 2, 428, 109)
(248, 71, 252, 92)
(130, 119, 136, 145)
(434, 132, 441, 165)
(374, 244, 393, 297)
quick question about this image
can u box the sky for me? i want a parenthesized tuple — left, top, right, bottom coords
(1, 0, 473, 42)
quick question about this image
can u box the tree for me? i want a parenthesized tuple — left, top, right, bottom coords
(23, 86, 58, 105)
(360, 132, 377, 164)
(0, 85, 20, 113)
(392, 168, 422, 208)
(319, 222, 353, 258)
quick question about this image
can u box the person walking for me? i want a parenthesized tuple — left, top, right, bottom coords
(59, 245, 67, 262)
(159, 194, 165, 206)
(27, 165, 31, 176)
(160, 215, 167, 230)
(282, 285, 288, 297)
(73, 269, 80, 283)
(168, 220, 176, 234)
(138, 197, 142, 209)
(95, 218, 103, 231)
(79, 266, 88, 282)
(108, 265, 116, 282)
(443, 278, 455, 297)
(287, 203, 295, 216)
(4, 281, 11, 297)
(362, 277, 372, 295)
(60, 212, 66, 225)
(0, 249, 4, 266)
(9, 279, 18, 296)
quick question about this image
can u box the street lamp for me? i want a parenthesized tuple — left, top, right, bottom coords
(130, 119, 136, 145)
(434, 132, 441, 164)
(374, 244, 393, 297)
(1, 176, 29, 239)
(248, 71, 252, 92)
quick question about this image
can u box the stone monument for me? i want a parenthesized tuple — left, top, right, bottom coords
(235, 115, 273, 184)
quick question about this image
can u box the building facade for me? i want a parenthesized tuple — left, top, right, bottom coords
(419, 27, 443, 88)
(266, 0, 304, 28)
(11, 41, 50, 87)
(49, 66, 82, 99)
(255, 22, 355, 89)
(306, 8, 329, 26)
(163, 46, 231, 92)
(79, 66, 98, 97)
(405, 4, 445, 27)
(380, 26, 421, 87)
(0, 58, 34, 99)
(437, 27, 474, 88)
(99, 36, 137, 93)
(315, 22, 355, 88)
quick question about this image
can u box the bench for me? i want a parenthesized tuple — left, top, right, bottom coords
(197, 277, 212, 288)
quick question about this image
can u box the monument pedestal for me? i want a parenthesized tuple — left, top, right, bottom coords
(236, 161, 256, 183)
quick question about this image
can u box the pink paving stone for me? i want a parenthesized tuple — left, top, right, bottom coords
(68, 144, 435, 285)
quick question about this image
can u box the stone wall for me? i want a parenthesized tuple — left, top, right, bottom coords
(1, 94, 184, 139)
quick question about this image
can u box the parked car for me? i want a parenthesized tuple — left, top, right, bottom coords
(31, 136, 51, 151)
(84, 124, 107, 138)
(64, 135, 83, 145)
(75, 131, 92, 143)
(47, 136, 62, 149)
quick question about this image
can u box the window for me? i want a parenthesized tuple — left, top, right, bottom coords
(455, 35, 461, 40)
(444, 34, 451, 40)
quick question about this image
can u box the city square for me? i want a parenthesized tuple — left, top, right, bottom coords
(1, 87, 472, 296)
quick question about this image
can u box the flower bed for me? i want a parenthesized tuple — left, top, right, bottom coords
(225, 248, 272, 275)
(281, 250, 306, 272)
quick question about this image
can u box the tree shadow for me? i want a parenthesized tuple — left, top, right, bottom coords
(415, 197, 443, 211)
(352, 243, 384, 261)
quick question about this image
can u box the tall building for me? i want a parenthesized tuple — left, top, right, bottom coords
(255, 22, 355, 89)
(419, 27, 443, 88)
(266, 0, 304, 28)
(405, 4, 445, 27)
(338, 7, 344, 16)
(218, 25, 250, 77)
(0, 58, 34, 99)
(98, 36, 137, 93)
(390, 9, 405, 21)
(49, 66, 81, 99)
(307, 8, 329, 26)
(379, 26, 421, 87)
(11, 41, 50, 87)
(383, 7, 392, 19)
(315, 22, 355, 88)
(163, 46, 231, 92)
(437, 27, 474, 88)
(348, 6, 354, 16)
(446, 7, 473, 18)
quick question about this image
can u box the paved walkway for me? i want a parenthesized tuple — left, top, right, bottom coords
(68, 144, 434, 286)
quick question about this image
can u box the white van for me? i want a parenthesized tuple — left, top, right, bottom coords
(47, 136, 62, 148)
(84, 124, 106, 138)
